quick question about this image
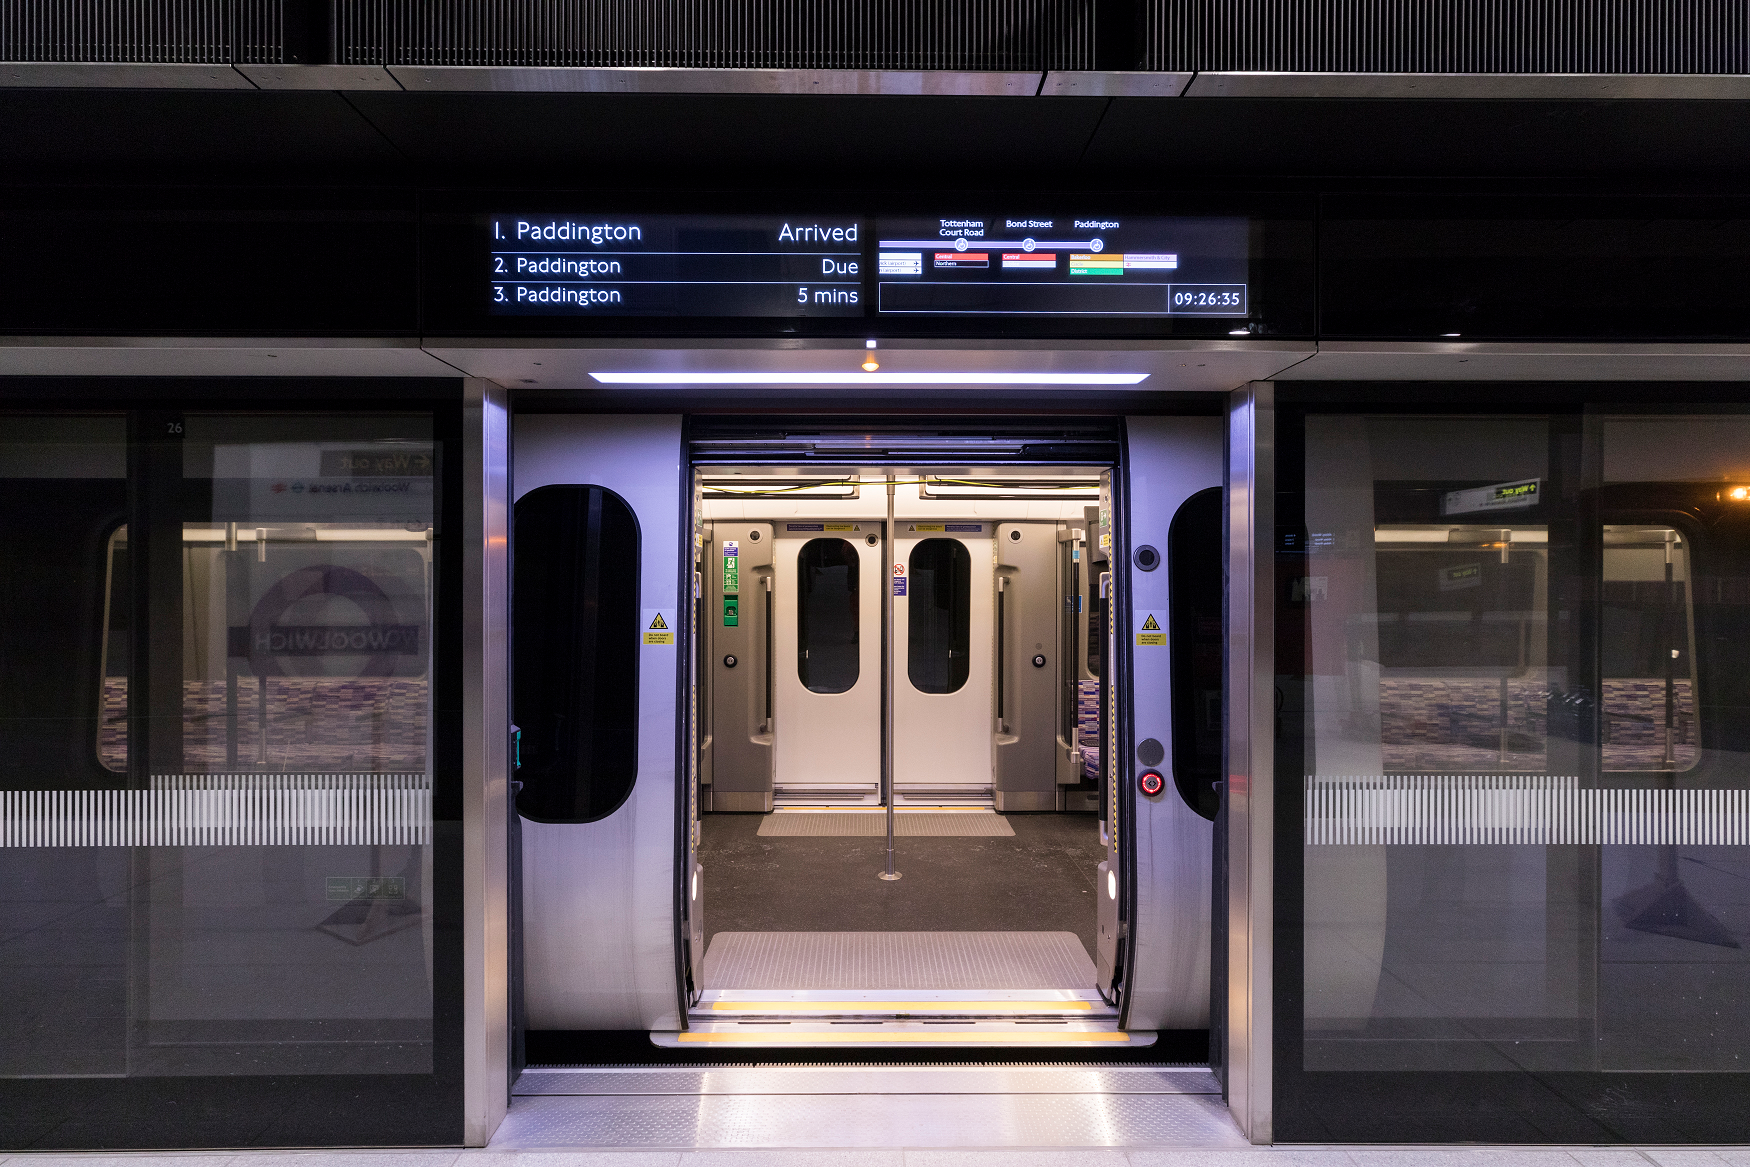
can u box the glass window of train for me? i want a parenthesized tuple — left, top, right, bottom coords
(796, 537, 859, 694)
(98, 522, 131, 772)
(176, 423, 437, 782)
(1060, 537, 1079, 745)
(512, 484, 641, 822)
(1600, 525, 1699, 772)
(1087, 577, 1106, 680)
(908, 537, 971, 694)
(1169, 487, 1223, 820)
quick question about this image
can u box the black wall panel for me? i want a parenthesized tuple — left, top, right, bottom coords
(0, 187, 419, 336)
(1319, 196, 1750, 340)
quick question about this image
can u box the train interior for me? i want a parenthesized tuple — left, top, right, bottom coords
(683, 463, 1125, 1042)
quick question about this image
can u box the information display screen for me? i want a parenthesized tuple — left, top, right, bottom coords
(873, 215, 1248, 317)
(490, 214, 864, 316)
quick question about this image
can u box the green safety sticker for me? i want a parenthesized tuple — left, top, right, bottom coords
(722, 540, 740, 594)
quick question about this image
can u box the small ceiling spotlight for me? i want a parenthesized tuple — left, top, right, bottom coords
(862, 340, 879, 373)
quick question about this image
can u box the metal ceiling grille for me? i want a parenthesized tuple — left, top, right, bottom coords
(0, 0, 285, 63)
(335, 0, 1096, 70)
(1145, 0, 1750, 73)
(11, 0, 1745, 75)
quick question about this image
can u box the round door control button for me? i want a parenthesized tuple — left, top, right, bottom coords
(1032, 654, 1047, 668)
(1138, 770, 1165, 797)
(723, 654, 738, 668)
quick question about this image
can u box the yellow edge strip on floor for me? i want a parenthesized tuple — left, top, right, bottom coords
(678, 1031, 1131, 1043)
(709, 1001, 1094, 1012)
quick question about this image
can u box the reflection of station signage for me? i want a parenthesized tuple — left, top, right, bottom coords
(228, 624, 422, 656)
(1442, 478, 1541, 515)
(318, 450, 434, 477)
(215, 443, 436, 523)
(1439, 563, 1483, 592)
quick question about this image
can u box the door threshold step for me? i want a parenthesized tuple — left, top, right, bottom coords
(699, 988, 1108, 1004)
(655, 1022, 1152, 1048)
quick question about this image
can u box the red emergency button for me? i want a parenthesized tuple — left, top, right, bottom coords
(1139, 771, 1165, 797)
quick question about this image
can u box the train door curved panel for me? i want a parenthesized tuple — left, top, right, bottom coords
(1123, 415, 1223, 1030)
(893, 523, 995, 795)
(513, 414, 683, 1031)
(771, 524, 883, 798)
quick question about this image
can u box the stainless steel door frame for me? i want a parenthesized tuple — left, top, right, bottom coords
(463, 379, 511, 1146)
(1225, 383, 1275, 1144)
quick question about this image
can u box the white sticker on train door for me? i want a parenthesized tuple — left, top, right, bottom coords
(643, 609, 675, 646)
(1135, 611, 1166, 646)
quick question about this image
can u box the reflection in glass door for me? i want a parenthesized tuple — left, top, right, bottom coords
(1281, 407, 1750, 1142)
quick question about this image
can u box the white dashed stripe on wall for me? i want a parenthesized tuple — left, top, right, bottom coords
(1307, 775, 1750, 846)
(0, 782, 431, 847)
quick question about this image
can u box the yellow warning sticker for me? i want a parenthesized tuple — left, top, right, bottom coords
(643, 609, 675, 646)
(1135, 610, 1166, 646)
(1141, 614, 1161, 630)
(824, 523, 855, 531)
(910, 523, 945, 532)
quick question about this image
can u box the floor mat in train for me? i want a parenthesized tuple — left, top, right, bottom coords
(756, 811, 1015, 837)
(701, 930, 1096, 990)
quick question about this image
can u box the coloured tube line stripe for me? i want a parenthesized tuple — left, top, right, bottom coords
(1069, 254, 1124, 275)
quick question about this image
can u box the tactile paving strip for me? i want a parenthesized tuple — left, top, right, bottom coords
(702, 930, 1097, 990)
(756, 811, 1015, 837)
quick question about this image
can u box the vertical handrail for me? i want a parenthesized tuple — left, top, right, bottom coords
(880, 473, 900, 881)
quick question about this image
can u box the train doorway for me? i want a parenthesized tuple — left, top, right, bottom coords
(688, 460, 1116, 1047)
(511, 415, 1222, 1055)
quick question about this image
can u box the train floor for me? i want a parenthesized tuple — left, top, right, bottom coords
(697, 810, 1107, 959)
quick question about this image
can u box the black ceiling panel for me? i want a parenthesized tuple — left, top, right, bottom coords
(0, 90, 406, 181)
(344, 92, 1112, 188)
(1084, 97, 1750, 179)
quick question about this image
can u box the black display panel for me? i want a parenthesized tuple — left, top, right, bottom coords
(873, 215, 1248, 317)
(423, 192, 1313, 339)
(489, 214, 863, 316)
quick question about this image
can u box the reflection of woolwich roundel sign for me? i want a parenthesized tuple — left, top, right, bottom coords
(245, 565, 414, 677)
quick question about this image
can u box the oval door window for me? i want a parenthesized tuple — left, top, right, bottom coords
(908, 537, 971, 694)
(797, 537, 860, 694)
(512, 484, 641, 824)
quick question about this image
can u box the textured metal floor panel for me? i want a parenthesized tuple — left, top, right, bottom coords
(515, 1065, 1221, 1096)
(491, 1090, 1246, 1148)
(757, 811, 1015, 836)
(702, 930, 1098, 990)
